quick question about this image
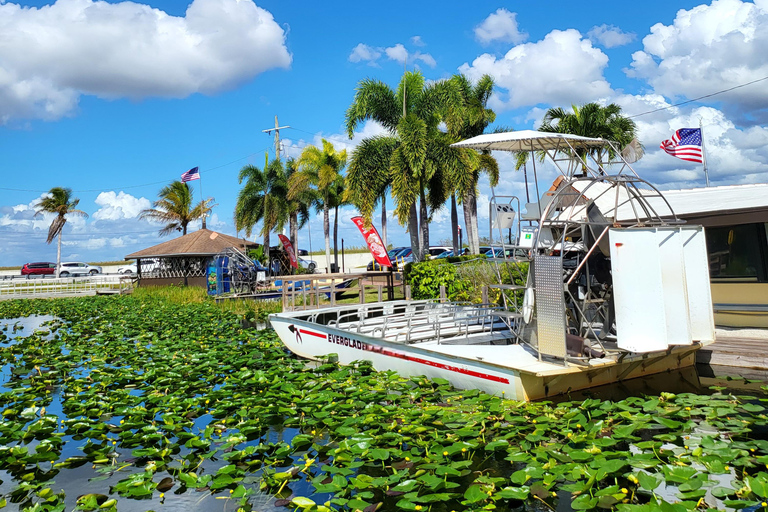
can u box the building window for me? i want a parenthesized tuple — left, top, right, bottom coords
(706, 223, 768, 282)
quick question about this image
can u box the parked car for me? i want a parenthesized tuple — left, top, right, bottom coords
(435, 248, 470, 258)
(299, 258, 317, 273)
(427, 246, 451, 258)
(58, 262, 102, 277)
(117, 263, 137, 275)
(367, 247, 412, 271)
(21, 262, 56, 276)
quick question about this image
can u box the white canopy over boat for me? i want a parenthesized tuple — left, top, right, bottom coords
(450, 130, 608, 152)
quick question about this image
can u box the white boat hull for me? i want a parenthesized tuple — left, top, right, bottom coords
(269, 302, 708, 401)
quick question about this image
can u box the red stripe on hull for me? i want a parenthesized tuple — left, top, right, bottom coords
(300, 329, 327, 339)
(298, 328, 510, 385)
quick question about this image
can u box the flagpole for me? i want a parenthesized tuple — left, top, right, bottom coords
(198, 169, 207, 229)
(699, 119, 711, 187)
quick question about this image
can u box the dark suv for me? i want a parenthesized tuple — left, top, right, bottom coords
(21, 262, 56, 275)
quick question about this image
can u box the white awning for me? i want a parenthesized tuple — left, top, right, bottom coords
(450, 130, 609, 152)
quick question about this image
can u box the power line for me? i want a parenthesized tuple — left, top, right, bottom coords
(627, 75, 768, 118)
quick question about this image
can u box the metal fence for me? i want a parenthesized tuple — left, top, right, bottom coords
(0, 275, 132, 298)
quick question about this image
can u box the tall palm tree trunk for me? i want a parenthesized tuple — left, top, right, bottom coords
(450, 194, 459, 255)
(56, 230, 62, 278)
(418, 188, 428, 262)
(264, 230, 271, 273)
(408, 203, 419, 263)
(333, 206, 339, 270)
(323, 205, 331, 272)
(381, 201, 387, 249)
(462, 190, 479, 254)
(290, 212, 298, 253)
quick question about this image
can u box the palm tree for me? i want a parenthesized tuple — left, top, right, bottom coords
(34, 187, 88, 278)
(517, 102, 639, 172)
(290, 139, 347, 271)
(346, 71, 459, 261)
(234, 154, 289, 265)
(140, 181, 214, 236)
(284, 158, 310, 254)
(443, 74, 500, 254)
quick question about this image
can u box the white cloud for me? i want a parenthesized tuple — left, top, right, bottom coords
(92, 191, 151, 221)
(348, 43, 381, 65)
(385, 44, 409, 64)
(350, 42, 436, 69)
(414, 53, 437, 68)
(627, 0, 768, 114)
(587, 24, 635, 48)
(474, 8, 527, 45)
(0, 0, 291, 123)
(460, 29, 611, 110)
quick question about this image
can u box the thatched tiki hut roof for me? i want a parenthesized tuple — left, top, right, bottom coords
(126, 229, 258, 287)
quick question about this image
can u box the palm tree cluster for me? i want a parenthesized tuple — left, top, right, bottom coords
(345, 71, 501, 261)
(227, 75, 639, 270)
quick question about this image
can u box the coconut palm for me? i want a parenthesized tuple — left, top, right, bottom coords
(284, 157, 310, 254)
(442, 74, 500, 254)
(140, 181, 214, 237)
(234, 154, 289, 265)
(34, 187, 88, 278)
(516, 102, 640, 172)
(290, 139, 347, 271)
(346, 71, 459, 261)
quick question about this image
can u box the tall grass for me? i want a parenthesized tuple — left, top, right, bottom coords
(132, 286, 281, 321)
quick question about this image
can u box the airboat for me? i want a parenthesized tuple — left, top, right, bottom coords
(269, 131, 715, 401)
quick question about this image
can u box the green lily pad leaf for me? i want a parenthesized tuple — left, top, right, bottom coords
(291, 496, 316, 508)
(748, 475, 768, 498)
(464, 484, 489, 503)
(637, 472, 662, 491)
(485, 439, 509, 451)
(572, 494, 598, 510)
(497, 486, 529, 500)
(711, 486, 736, 498)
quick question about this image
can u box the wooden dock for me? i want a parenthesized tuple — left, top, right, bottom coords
(697, 334, 768, 369)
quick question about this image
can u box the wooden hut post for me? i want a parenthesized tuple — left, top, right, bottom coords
(358, 278, 365, 304)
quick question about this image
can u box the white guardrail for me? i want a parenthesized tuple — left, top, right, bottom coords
(0, 274, 132, 298)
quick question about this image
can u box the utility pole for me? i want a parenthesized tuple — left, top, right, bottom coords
(262, 115, 290, 161)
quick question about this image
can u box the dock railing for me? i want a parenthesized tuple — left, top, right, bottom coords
(0, 274, 132, 299)
(278, 271, 396, 311)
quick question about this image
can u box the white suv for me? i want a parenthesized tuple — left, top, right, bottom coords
(58, 262, 102, 277)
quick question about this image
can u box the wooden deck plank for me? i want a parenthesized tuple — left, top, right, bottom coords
(697, 335, 768, 369)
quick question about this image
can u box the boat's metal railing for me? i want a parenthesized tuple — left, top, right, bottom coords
(0, 274, 129, 298)
(327, 301, 515, 345)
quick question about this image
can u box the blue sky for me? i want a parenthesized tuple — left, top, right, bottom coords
(1, 0, 767, 266)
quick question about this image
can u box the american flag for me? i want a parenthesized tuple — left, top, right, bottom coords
(180, 167, 200, 182)
(660, 128, 704, 163)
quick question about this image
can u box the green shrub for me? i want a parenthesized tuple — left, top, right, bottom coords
(454, 260, 529, 305)
(407, 260, 470, 301)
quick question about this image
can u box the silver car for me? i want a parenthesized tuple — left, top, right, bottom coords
(58, 262, 102, 277)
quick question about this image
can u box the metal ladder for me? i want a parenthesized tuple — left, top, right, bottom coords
(486, 195, 531, 343)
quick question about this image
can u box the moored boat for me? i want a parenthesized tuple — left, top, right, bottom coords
(270, 131, 715, 400)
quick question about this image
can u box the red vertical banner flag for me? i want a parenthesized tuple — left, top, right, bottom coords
(278, 234, 298, 269)
(351, 216, 393, 268)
